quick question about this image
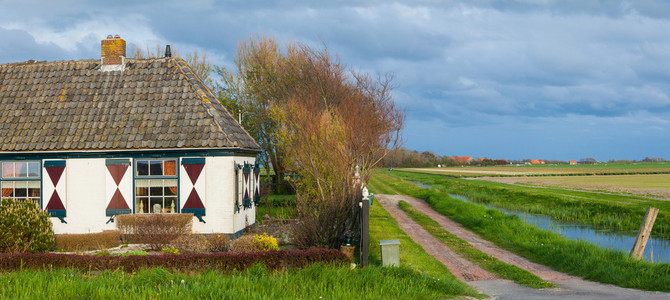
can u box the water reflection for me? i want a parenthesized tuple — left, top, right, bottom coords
(448, 194, 670, 264)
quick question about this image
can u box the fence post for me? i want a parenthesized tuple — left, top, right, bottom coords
(361, 186, 370, 267)
(630, 206, 659, 259)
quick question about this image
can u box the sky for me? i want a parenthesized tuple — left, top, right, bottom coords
(2, 0, 670, 162)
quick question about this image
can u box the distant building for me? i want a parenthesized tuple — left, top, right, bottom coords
(451, 156, 474, 164)
(529, 159, 545, 165)
(569, 160, 577, 165)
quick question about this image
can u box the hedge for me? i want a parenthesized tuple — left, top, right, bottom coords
(0, 249, 348, 272)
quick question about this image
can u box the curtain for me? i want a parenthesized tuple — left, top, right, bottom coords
(2, 188, 12, 198)
(164, 160, 176, 176)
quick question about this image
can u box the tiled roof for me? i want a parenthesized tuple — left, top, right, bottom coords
(0, 57, 259, 152)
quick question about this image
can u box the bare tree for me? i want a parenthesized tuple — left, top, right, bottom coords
(271, 41, 404, 248)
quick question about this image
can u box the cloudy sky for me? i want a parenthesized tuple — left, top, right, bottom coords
(2, 0, 670, 161)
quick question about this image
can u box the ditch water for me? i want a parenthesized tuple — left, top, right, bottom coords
(448, 194, 670, 264)
(405, 181, 670, 263)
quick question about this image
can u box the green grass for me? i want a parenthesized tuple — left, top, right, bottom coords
(397, 200, 554, 289)
(367, 179, 483, 298)
(256, 194, 297, 220)
(376, 172, 670, 292)
(389, 170, 670, 239)
(0, 264, 479, 299)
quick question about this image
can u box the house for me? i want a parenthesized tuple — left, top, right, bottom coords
(0, 36, 261, 237)
(569, 160, 577, 165)
(450, 156, 473, 164)
(529, 159, 545, 165)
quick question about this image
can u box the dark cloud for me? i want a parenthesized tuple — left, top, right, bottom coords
(1, 1, 670, 160)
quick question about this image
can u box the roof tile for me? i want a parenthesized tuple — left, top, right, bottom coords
(0, 57, 259, 152)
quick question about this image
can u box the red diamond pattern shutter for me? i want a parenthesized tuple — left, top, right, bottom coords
(105, 159, 132, 216)
(43, 160, 66, 218)
(253, 165, 260, 205)
(242, 163, 251, 208)
(181, 158, 206, 218)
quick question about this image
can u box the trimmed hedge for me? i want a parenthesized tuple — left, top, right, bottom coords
(54, 231, 121, 252)
(0, 249, 348, 272)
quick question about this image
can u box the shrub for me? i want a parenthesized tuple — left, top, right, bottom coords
(0, 198, 54, 253)
(162, 247, 180, 255)
(116, 214, 192, 250)
(169, 234, 208, 254)
(54, 231, 121, 252)
(207, 234, 231, 253)
(230, 234, 279, 253)
(254, 233, 279, 251)
(0, 249, 348, 272)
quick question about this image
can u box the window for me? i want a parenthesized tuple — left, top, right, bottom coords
(135, 159, 177, 213)
(1, 161, 41, 205)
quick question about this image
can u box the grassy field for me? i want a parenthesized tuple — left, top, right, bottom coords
(397, 200, 554, 289)
(387, 170, 670, 238)
(404, 161, 670, 177)
(0, 264, 479, 299)
(375, 171, 670, 292)
(497, 174, 670, 191)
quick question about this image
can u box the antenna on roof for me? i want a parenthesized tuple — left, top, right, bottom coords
(165, 45, 172, 58)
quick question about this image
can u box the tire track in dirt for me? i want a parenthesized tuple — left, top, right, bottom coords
(381, 194, 576, 281)
(377, 195, 497, 282)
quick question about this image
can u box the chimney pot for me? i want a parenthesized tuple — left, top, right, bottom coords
(107, 35, 113, 39)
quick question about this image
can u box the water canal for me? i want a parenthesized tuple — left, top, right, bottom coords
(407, 181, 670, 263)
(449, 194, 670, 264)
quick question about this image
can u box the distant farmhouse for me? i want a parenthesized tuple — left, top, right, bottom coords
(0, 36, 260, 237)
(450, 156, 474, 164)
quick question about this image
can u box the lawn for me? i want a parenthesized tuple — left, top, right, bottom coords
(375, 171, 670, 292)
(0, 264, 476, 299)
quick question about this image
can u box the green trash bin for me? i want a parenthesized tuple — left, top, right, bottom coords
(379, 239, 400, 266)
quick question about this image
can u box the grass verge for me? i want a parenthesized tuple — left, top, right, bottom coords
(367, 179, 483, 298)
(376, 172, 670, 292)
(398, 200, 554, 289)
(0, 264, 478, 299)
(391, 170, 670, 238)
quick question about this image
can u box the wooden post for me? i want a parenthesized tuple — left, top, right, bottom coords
(361, 198, 369, 266)
(630, 206, 659, 259)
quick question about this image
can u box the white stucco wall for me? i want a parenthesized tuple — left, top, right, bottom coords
(46, 155, 256, 236)
(50, 158, 118, 234)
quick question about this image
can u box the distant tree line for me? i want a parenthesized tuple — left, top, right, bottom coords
(381, 148, 667, 168)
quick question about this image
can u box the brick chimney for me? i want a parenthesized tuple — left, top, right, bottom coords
(100, 35, 126, 71)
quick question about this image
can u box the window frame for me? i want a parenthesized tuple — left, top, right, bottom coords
(133, 158, 179, 214)
(0, 160, 42, 207)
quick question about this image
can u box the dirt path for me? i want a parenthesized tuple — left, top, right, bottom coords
(378, 194, 497, 281)
(376, 193, 670, 299)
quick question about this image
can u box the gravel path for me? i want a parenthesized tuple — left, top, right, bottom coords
(376, 194, 670, 299)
